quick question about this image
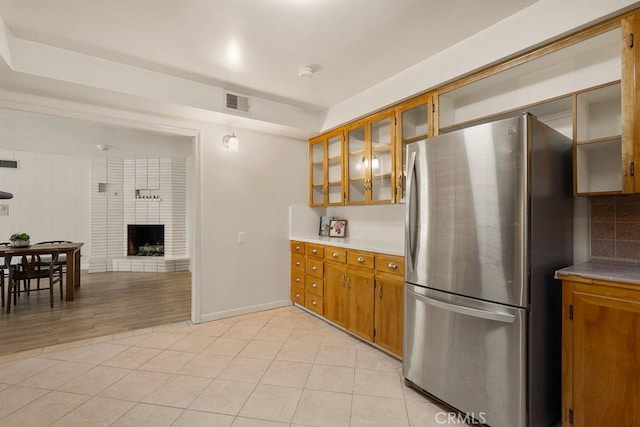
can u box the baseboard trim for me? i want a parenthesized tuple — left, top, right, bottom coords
(199, 299, 292, 323)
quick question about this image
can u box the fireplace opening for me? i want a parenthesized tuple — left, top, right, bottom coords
(128, 224, 165, 256)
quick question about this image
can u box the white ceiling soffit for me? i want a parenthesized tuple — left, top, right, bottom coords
(0, 0, 541, 133)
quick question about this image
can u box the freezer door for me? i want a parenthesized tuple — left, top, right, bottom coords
(405, 115, 528, 306)
(403, 283, 527, 427)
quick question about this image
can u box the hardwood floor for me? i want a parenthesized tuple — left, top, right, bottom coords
(0, 271, 191, 356)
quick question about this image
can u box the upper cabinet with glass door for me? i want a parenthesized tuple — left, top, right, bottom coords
(345, 110, 395, 205)
(395, 94, 432, 203)
(309, 129, 344, 207)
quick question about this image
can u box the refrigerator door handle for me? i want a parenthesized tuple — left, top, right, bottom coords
(407, 289, 515, 323)
(406, 150, 418, 272)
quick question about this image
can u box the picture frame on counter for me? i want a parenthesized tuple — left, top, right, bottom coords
(319, 216, 334, 237)
(329, 219, 347, 237)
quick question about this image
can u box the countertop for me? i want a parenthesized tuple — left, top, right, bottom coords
(555, 260, 640, 286)
(290, 235, 404, 256)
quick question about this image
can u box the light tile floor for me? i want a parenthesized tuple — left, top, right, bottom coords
(0, 305, 465, 426)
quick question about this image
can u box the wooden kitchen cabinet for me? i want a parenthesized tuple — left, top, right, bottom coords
(345, 109, 396, 205)
(324, 260, 347, 327)
(561, 279, 640, 426)
(345, 267, 375, 342)
(374, 254, 404, 356)
(290, 241, 404, 357)
(394, 94, 432, 203)
(622, 12, 640, 194)
(309, 129, 344, 207)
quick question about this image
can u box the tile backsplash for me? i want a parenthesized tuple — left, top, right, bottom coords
(591, 195, 640, 263)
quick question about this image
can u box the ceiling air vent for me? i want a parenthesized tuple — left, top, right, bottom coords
(0, 160, 18, 169)
(225, 91, 251, 114)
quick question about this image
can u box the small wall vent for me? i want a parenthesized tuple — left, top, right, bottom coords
(225, 91, 251, 114)
(0, 160, 18, 169)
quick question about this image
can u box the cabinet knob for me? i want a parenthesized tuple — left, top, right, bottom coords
(295, 277, 300, 282)
(295, 261, 300, 266)
(295, 293, 300, 298)
(388, 263, 398, 269)
(312, 266, 317, 271)
(312, 249, 318, 254)
(311, 300, 317, 305)
(312, 283, 317, 288)
(295, 246, 301, 251)
(357, 256, 365, 263)
(332, 252, 339, 258)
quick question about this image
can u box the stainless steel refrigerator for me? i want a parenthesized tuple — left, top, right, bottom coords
(403, 114, 572, 427)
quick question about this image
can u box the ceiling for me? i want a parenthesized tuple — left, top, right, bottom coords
(0, 0, 539, 111)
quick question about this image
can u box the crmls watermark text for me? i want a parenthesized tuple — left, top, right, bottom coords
(435, 411, 487, 425)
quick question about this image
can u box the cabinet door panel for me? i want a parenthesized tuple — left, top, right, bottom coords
(347, 269, 375, 341)
(347, 125, 367, 204)
(325, 263, 347, 327)
(573, 289, 640, 426)
(374, 274, 403, 356)
(370, 115, 394, 203)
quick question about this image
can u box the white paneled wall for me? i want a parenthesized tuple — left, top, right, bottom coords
(90, 157, 187, 272)
(0, 149, 91, 266)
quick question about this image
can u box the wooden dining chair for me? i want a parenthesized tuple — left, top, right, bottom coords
(6, 253, 63, 313)
(0, 242, 7, 308)
(34, 241, 71, 290)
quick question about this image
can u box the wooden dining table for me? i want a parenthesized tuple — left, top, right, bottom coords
(0, 242, 83, 302)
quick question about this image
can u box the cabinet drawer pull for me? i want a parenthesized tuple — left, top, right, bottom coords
(311, 283, 317, 288)
(295, 277, 300, 282)
(387, 262, 398, 269)
(312, 266, 318, 271)
(332, 252, 339, 258)
(312, 249, 318, 254)
(357, 256, 365, 263)
(311, 300, 317, 305)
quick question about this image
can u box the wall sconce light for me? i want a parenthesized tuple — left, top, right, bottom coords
(222, 133, 239, 152)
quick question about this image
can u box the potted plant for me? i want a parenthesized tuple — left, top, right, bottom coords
(9, 232, 30, 247)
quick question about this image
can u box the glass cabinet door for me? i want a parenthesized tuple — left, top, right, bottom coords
(327, 134, 343, 205)
(397, 96, 430, 203)
(310, 139, 326, 206)
(370, 115, 394, 203)
(347, 125, 366, 203)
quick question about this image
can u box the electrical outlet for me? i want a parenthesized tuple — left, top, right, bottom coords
(0, 204, 8, 216)
(237, 231, 245, 243)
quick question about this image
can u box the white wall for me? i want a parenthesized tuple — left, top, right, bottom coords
(0, 149, 91, 266)
(197, 125, 308, 321)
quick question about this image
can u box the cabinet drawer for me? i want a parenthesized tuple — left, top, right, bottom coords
(347, 251, 375, 269)
(325, 247, 347, 263)
(291, 272, 305, 288)
(306, 277, 323, 297)
(306, 259, 324, 278)
(291, 286, 305, 305)
(307, 244, 325, 259)
(290, 241, 306, 255)
(291, 254, 305, 272)
(305, 292, 324, 315)
(376, 254, 404, 276)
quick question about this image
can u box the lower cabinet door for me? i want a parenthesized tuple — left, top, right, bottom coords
(374, 273, 403, 356)
(325, 263, 347, 327)
(569, 283, 640, 427)
(346, 268, 375, 341)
